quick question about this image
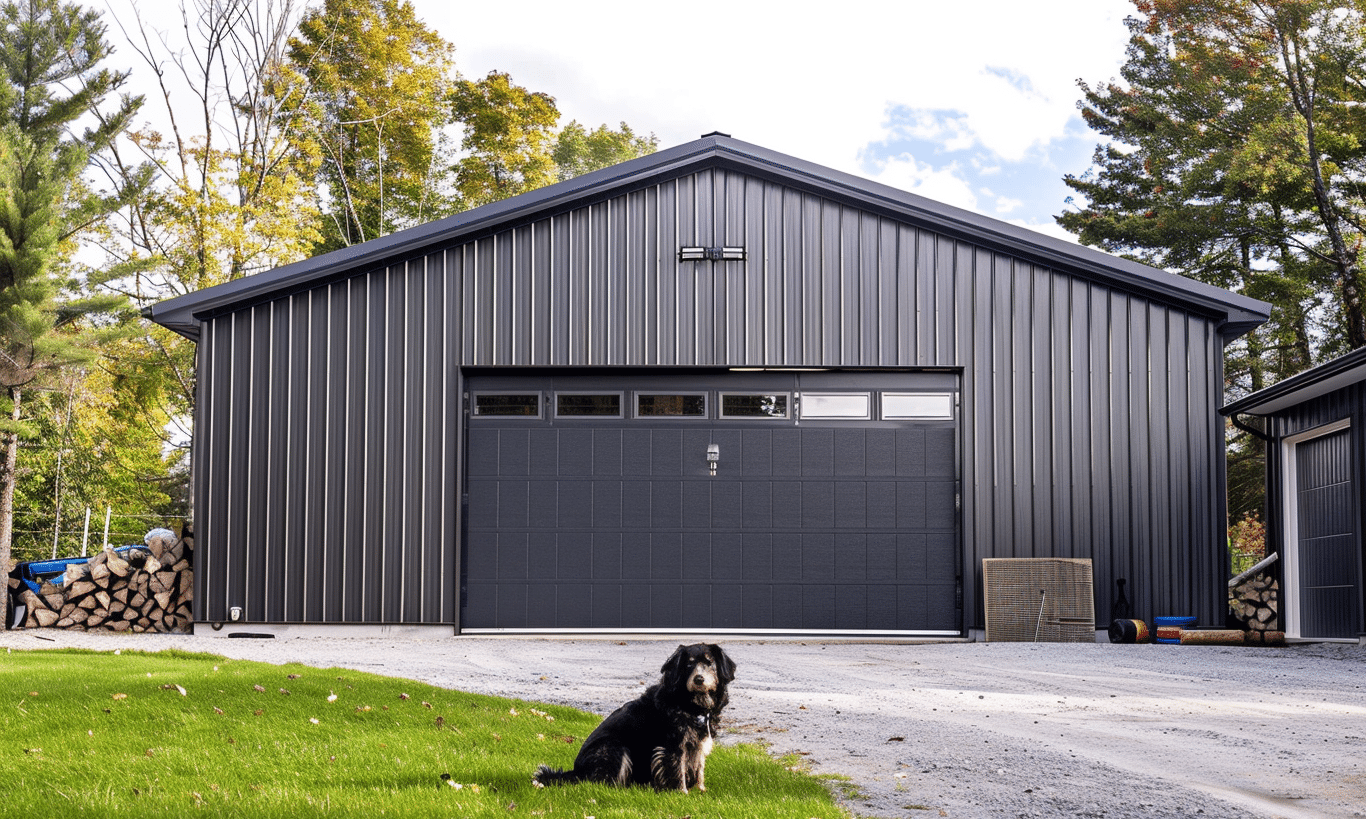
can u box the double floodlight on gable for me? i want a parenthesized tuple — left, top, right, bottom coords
(678, 245, 747, 262)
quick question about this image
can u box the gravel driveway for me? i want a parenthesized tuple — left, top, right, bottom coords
(4, 630, 1364, 819)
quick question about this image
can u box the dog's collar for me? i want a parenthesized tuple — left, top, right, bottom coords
(693, 712, 708, 728)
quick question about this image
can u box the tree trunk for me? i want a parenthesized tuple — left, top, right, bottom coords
(1304, 139, 1366, 347)
(1277, 19, 1366, 349)
(0, 386, 20, 631)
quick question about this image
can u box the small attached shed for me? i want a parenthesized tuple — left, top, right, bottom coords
(146, 133, 1269, 636)
(1222, 348, 1366, 641)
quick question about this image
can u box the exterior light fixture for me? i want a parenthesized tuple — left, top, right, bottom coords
(678, 246, 747, 262)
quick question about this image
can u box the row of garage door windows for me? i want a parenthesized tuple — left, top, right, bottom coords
(471, 391, 956, 421)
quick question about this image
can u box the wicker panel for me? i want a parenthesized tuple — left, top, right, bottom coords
(982, 558, 1095, 642)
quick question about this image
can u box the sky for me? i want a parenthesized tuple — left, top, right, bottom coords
(100, 0, 1138, 242)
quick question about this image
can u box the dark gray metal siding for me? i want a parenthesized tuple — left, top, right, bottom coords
(196, 258, 461, 624)
(1269, 382, 1366, 437)
(194, 166, 1231, 628)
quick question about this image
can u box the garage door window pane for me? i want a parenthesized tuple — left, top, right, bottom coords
(556, 393, 623, 417)
(800, 393, 870, 419)
(637, 393, 707, 417)
(882, 393, 953, 419)
(473, 393, 541, 417)
(720, 393, 790, 419)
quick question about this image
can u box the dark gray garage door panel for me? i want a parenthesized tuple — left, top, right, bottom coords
(1295, 428, 1360, 639)
(463, 375, 960, 633)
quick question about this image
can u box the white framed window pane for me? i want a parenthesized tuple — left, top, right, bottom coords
(800, 393, 870, 419)
(555, 393, 623, 417)
(882, 392, 953, 419)
(719, 393, 790, 418)
(636, 393, 707, 417)
(473, 393, 541, 417)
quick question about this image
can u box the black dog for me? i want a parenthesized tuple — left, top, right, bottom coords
(533, 643, 736, 793)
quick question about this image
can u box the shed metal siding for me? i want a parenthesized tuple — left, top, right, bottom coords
(1268, 382, 1366, 439)
(1259, 382, 1366, 636)
(194, 166, 1230, 628)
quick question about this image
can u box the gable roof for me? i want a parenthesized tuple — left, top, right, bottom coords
(1220, 345, 1366, 417)
(145, 133, 1271, 341)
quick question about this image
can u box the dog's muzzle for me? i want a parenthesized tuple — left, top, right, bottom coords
(687, 662, 719, 708)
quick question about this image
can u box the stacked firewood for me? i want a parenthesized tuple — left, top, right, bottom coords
(1179, 628, 1285, 646)
(9, 534, 193, 633)
(1230, 573, 1279, 634)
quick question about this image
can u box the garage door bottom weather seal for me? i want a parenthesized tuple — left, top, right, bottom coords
(460, 627, 964, 637)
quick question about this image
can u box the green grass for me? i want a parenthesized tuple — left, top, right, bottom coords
(1, 648, 847, 818)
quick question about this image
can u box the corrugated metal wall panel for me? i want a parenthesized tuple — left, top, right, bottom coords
(322, 283, 348, 620)
(193, 166, 1231, 628)
(1135, 301, 1155, 614)
(194, 321, 220, 620)
(194, 253, 459, 624)
(288, 295, 314, 619)
(306, 294, 325, 617)
(263, 301, 289, 621)
(1049, 273, 1075, 558)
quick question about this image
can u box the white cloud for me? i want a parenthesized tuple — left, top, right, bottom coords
(102, 0, 1133, 228)
(871, 154, 980, 213)
(884, 110, 979, 153)
(973, 159, 1004, 176)
(410, 0, 1132, 178)
(994, 195, 1024, 215)
(1007, 217, 1079, 244)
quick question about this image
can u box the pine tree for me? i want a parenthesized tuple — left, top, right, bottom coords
(0, 0, 139, 627)
(1062, 0, 1366, 374)
(1061, 0, 1366, 520)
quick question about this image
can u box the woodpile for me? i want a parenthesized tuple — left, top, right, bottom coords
(1179, 628, 1286, 646)
(1230, 572, 1279, 634)
(8, 534, 193, 633)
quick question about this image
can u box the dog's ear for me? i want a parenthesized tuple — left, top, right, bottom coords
(660, 644, 688, 684)
(709, 644, 736, 683)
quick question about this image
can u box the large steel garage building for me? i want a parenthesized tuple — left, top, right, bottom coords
(147, 134, 1270, 637)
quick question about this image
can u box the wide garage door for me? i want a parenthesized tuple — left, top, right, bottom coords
(461, 371, 960, 634)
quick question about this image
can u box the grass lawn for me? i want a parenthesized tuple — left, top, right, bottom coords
(1, 648, 848, 818)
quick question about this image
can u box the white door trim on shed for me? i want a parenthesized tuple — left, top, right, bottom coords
(1280, 417, 1354, 641)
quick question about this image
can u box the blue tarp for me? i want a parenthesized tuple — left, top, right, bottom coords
(9, 546, 151, 595)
